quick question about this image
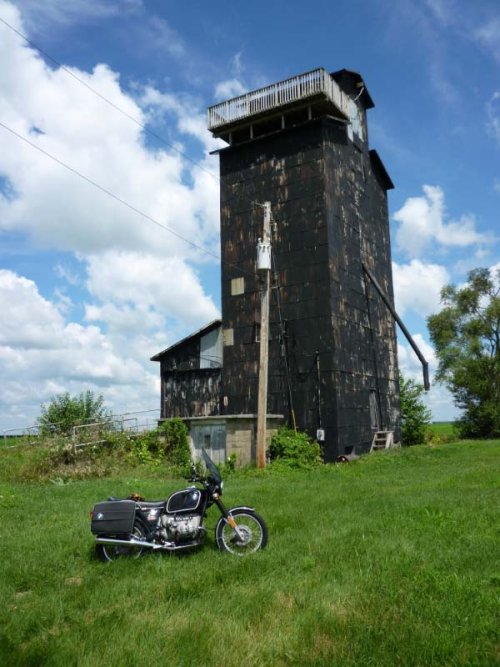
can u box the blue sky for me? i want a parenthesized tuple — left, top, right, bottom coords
(0, 0, 499, 431)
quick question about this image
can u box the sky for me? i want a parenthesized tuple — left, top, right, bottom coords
(0, 0, 499, 432)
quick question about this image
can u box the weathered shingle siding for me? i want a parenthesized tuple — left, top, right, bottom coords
(159, 334, 221, 419)
(162, 369, 221, 418)
(219, 116, 399, 460)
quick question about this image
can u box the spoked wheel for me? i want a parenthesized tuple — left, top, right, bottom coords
(216, 509, 268, 556)
(96, 521, 147, 562)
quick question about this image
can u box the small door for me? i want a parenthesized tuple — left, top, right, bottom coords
(192, 424, 226, 465)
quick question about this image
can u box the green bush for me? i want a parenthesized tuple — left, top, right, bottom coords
(399, 373, 432, 446)
(158, 418, 191, 468)
(24, 419, 192, 480)
(38, 390, 109, 436)
(269, 427, 322, 468)
(126, 431, 163, 468)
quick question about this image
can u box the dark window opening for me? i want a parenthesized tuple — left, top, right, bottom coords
(369, 389, 380, 430)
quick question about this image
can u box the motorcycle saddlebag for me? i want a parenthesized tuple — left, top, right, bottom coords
(91, 500, 136, 535)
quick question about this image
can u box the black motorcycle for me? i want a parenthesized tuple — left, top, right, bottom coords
(90, 449, 268, 561)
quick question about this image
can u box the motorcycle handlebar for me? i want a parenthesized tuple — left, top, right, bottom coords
(186, 464, 218, 487)
(186, 467, 206, 484)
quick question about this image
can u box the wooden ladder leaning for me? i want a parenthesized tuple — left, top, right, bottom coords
(370, 430, 395, 453)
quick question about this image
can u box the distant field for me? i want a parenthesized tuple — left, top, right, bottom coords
(427, 421, 457, 438)
(1, 440, 498, 666)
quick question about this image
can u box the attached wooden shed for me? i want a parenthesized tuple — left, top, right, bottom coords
(151, 320, 284, 466)
(150, 319, 223, 419)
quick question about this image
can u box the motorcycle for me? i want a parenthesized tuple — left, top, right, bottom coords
(90, 448, 268, 561)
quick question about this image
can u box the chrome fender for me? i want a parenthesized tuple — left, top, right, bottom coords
(227, 505, 255, 514)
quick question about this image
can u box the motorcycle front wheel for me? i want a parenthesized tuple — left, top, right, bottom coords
(95, 521, 147, 562)
(216, 509, 268, 556)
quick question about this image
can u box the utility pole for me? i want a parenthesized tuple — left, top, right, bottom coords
(256, 202, 272, 468)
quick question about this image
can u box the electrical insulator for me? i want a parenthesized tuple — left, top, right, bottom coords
(256, 238, 271, 271)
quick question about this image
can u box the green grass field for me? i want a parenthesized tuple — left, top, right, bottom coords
(427, 422, 458, 439)
(1, 440, 498, 666)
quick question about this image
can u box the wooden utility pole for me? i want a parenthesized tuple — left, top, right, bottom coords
(256, 202, 272, 468)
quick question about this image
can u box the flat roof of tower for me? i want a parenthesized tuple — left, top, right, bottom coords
(208, 67, 355, 137)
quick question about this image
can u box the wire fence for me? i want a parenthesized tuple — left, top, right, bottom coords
(2, 408, 160, 450)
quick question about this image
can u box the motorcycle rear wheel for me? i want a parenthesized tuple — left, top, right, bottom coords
(96, 521, 147, 562)
(216, 509, 268, 556)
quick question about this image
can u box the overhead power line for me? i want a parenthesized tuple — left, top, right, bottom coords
(0, 16, 267, 281)
(0, 120, 254, 278)
(0, 15, 220, 185)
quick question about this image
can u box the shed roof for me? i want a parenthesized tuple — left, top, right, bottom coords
(150, 319, 222, 362)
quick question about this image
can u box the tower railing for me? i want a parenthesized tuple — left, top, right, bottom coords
(208, 68, 348, 130)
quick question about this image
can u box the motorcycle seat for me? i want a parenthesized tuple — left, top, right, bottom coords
(137, 501, 166, 509)
(106, 496, 165, 508)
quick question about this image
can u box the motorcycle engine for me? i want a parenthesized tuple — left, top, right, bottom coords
(160, 514, 201, 541)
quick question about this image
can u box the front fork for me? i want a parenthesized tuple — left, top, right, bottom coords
(213, 495, 245, 540)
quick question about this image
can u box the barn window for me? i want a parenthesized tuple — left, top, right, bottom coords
(200, 327, 223, 368)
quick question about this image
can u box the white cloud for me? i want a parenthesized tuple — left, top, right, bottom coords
(424, 0, 454, 25)
(0, 269, 64, 349)
(53, 288, 73, 315)
(428, 60, 461, 107)
(393, 185, 490, 257)
(398, 333, 437, 380)
(231, 52, 245, 77)
(214, 79, 247, 101)
(85, 251, 220, 326)
(0, 2, 223, 430)
(397, 334, 456, 420)
(424, 0, 500, 64)
(54, 262, 80, 285)
(453, 246, 493, 274)
(138, 15, 185, 58)
(486, 92, 500, 144)
(392, 260, 450, 318)
(84, 302, 164, 336)
(0, 5, 220, 261)
(12, 0, 142, 30)
(140, 85, 224, 155)
(0, 270, 161, 430)
(474, 18, 500, 63)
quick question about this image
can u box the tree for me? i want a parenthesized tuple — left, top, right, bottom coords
(399, 373, 432, 446)
(427, 267, 500, 438)
(38, 391, 109, 436)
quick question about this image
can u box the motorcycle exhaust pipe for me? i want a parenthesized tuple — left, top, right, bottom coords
(95, 536, 165, 550)
(95, 536, 198, 551)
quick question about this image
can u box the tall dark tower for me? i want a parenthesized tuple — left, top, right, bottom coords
(208, 68, 400, 461)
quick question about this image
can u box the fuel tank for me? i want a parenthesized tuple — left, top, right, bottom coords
(166, 487, 202, 514)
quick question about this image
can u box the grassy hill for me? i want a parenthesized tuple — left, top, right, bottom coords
(1, 440, 498, 666)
